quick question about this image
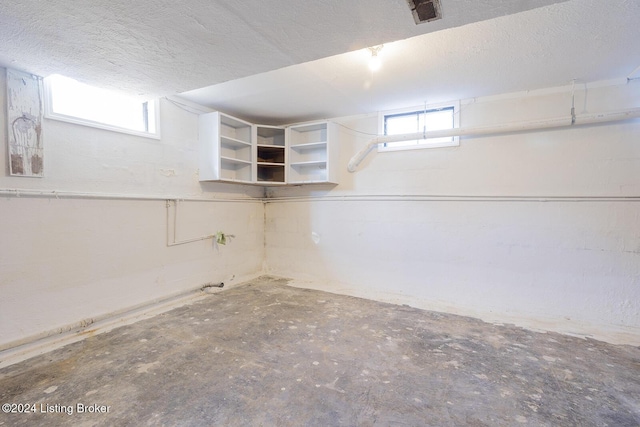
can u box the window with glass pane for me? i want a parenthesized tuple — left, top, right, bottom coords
(383, 106, 456, 149)
(44, 74, 158, 137)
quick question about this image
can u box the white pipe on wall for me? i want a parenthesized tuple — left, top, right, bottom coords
(0, 188, 261, 203)
(627, 65, 640, 81)
(264, 195, 640, 203)
(166, 199, 217, 246)
(347, 107, 640, 172)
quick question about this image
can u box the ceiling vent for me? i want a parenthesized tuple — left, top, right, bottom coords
(406, 0, 442, 24)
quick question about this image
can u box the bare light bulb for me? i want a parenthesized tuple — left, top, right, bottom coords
(369, 53, 381, 72)
(368, 45, 383, 72)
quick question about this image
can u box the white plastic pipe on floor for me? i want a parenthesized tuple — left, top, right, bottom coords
(347, 107, 640, 172)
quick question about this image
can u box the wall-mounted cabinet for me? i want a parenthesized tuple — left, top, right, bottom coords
(199, 112, 337, 186)
(288, 122, 338, 184)
(199, 112, 254, 183)
(256, 126, 286, 185)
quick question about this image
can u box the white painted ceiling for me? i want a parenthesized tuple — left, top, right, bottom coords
(2, 0, 638, 124)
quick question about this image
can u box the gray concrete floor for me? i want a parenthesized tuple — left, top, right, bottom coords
(1, 276, 639, 426)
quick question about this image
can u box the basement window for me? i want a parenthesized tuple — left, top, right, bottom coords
(43, 74, 159, 139)
(379, 102, 459, 152)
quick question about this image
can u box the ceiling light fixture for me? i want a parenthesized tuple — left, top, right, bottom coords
(368, 45, 383, 72)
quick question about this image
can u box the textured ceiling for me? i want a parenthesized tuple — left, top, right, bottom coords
(1, 0, 567, 98)
(179, 0, 640, 124)
(2, 0, 637, 125)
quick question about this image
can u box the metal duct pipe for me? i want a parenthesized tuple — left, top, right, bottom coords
(347, 107, 640, 173)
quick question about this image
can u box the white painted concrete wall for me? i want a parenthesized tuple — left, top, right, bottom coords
(0, 68, 265, 349)
(266, 80, 640, 345)
(2, 67, 638, 350)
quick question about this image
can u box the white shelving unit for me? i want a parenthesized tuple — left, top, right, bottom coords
(199, 112, 253, 183)
(199, 113, 337, 186)
(288, 121, 338, 184)
(255, 125, 286, 185)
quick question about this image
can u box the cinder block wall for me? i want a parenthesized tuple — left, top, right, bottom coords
(265, 81, 640, 345)
(0, 69, 265, 348)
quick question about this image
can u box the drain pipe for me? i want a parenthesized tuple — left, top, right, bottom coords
(202, 282, 224, 290)
(347, 107, 640, 172)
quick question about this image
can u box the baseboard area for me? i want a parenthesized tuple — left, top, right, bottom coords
(282, 277, 640, 347)
(0, 273, 263, 369)
(3, 273, 637, 370)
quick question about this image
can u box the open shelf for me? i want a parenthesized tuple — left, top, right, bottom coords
(290, 160, 327, 167)
(220, 161, 252, 182)
(221, 136, 252, 149)
(221, 143, 251, 163)
(287, 121, 336, 184)
(290, 141, 327, 151)
(256, 126, 286, 183)
(257, 146, 285, 164)
(289, 161, 328, 183)
(289, 123, 328, 146)
(257, 164, 285, 183)
(220, 116, 252, 144)
(201, 113, 336, 185)
(221, 156, 252, 166)
(199, 112, 255, 182)
(289, 146, 326, 164)
(257, 126, 285, 147)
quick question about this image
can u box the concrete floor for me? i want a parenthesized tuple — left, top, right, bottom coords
(1, 276, 639, 426)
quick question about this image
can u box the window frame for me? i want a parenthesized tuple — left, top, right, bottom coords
(378, 101, 460, 152)
(43, 76, 161, 140)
